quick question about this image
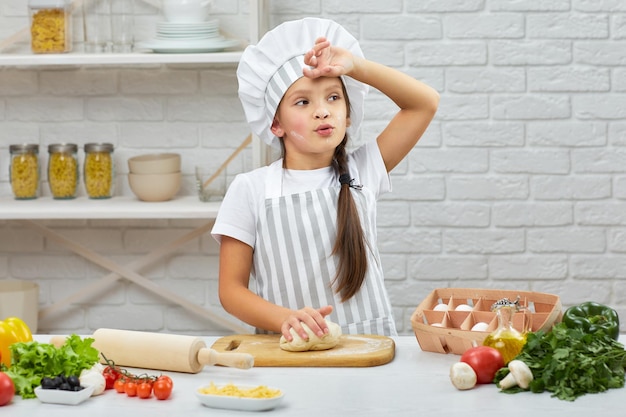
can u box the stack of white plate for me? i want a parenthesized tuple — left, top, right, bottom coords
(136, 19, 239, 54)
(155, 20, 220, 40)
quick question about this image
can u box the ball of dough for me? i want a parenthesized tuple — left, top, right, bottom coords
(279, 320, 342, 352)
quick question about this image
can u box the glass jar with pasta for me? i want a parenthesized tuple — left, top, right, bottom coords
(28, 0, 72, 54)
(48, 143, 78, 199)
(9, 144, 40, 200)
(84, 143, 115, 199)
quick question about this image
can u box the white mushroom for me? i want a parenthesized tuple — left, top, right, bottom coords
(498, 360, 533, 390)
(450, 362, 477, 390)
(79, 366, 106, 396)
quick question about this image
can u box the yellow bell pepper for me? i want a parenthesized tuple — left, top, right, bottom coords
(0, 317, 33, 367)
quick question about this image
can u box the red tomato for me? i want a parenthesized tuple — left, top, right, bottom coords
(0, 372, 15, 406)
(102, 366, 122, 389)
(460, 346, 505, 384)
(114, 378, 126, 393)
(137, 381, 152, 399)
(103, 365, 120, 377)
(156, 375, 173, 388)
(125, 381, 137, 397)
(103, 367, 119, 390)
(153, 379, 172, 400)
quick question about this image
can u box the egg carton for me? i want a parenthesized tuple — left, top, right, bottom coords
(410, 288, 562, 355)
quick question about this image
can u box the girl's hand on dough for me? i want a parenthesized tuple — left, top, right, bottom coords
(281, 305, 333, 341)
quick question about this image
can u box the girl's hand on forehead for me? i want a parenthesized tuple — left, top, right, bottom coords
(303, 37, 355, 79)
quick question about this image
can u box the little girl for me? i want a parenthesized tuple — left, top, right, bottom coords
(212, 18, 439, 342)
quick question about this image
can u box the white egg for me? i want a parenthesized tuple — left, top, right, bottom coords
(433, 303, 449, 311)
(455, 304, 473, 311)
(471, 322, 489, 332)
(431, 322, 444, 327)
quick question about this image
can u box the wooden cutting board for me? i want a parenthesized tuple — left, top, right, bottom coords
(210, 334, 395, 367)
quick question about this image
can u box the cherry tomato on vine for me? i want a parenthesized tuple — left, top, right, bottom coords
(125, 380, 137, 397)
(114, 378, 126, 393)
(137, 381, 152, 399)
(156, 375, 173, 388)
(103, 367, 120, 390)
(153, 379, 172, 400)
(103, 365, 120, 378)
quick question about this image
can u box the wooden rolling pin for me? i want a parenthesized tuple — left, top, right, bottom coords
(52, 328, 254, 373)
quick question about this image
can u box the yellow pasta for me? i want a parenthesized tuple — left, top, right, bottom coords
(48, 152, 78, 199)
(84, 151, 113, 198)
(30, 8, 68, 53)
(10, 154, 39, 199)
(198, 382, 282, 399)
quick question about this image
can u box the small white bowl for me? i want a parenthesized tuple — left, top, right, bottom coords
(127, 153, 181, 175)
(34, 385, 95, 405)
(195, 383, 284, 412)
(128, 172, 181, 202)
(163, 0, 212, 23)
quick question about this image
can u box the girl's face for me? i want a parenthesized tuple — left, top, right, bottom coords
(271, 76, 350, 169)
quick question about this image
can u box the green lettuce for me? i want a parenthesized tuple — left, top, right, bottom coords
(3, 334, 99, 399)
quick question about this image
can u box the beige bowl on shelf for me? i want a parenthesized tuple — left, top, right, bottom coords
(128, 172, 181, 202)
(128, 153, 181, 174)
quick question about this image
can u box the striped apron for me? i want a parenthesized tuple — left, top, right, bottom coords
(253, 163, 397, 336)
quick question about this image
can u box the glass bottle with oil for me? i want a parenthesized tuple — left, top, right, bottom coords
(482, 296, 527, 364)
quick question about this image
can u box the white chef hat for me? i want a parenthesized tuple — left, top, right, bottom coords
(237, 17, 368, 148)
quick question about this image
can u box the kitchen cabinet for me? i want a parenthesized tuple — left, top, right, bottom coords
(0, 0, 270, 333)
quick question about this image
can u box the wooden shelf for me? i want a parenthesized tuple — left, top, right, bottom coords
(0, 0, 268, 68)
(0, 195, 220, 220)
(0, 0, 267, 333)
(0, 51, 243, 67)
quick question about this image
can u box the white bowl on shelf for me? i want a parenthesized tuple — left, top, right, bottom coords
(128, 172, 181, 202)
(162, 0, 213, 23)
(127, 153, 181, 175)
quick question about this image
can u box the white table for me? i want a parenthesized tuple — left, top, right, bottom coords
(8, 335, 626, 416)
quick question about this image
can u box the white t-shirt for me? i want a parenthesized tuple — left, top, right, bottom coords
(211, 141, 391, 246)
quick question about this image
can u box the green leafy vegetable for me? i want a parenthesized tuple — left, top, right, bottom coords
(494, 323, 626, 401)
(1, 334, 99, 399)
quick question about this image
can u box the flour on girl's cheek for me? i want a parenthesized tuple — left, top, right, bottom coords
(289, 130, 306, 142)
(333, 119, 346, 143)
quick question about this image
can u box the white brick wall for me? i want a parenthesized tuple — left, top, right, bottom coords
(1, 0, 625, 335)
